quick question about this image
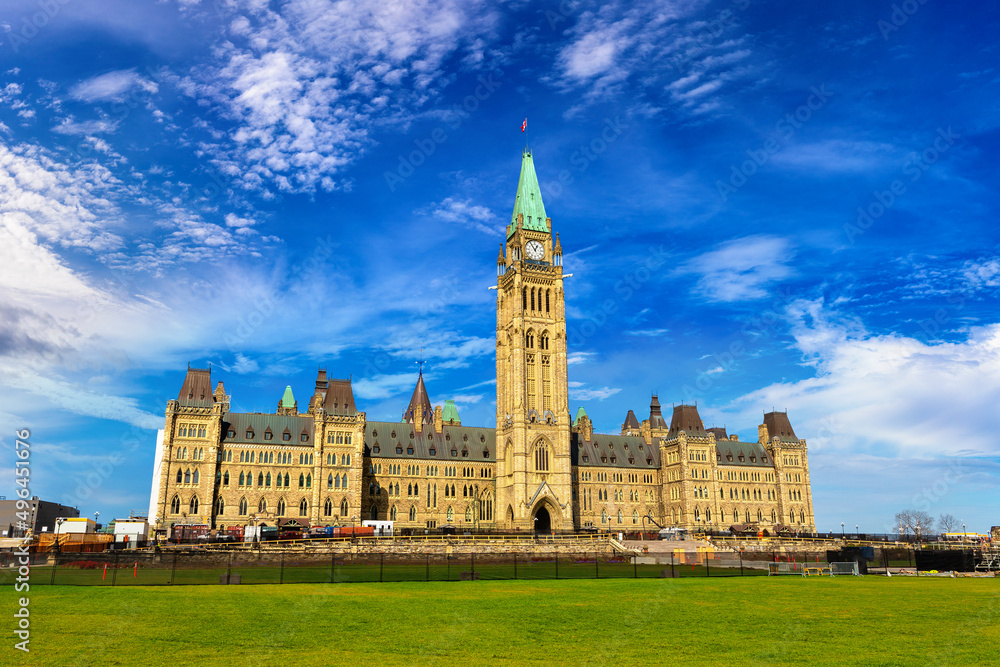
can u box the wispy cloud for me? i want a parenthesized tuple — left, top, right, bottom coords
(677, 235, 794, 302)
(416, 197, 499, 235)
(68, 69, 158, 103)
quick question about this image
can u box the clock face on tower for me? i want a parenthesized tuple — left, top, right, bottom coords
(525, 240, 545, 260)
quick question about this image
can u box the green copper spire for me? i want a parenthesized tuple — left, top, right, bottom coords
(574, 406, 588, 426)
(441, 399, 461, 424)
(280, 385, 295, 408)
(508, 149, 548, 238)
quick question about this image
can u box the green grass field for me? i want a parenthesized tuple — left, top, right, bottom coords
(10, 577, 997, 665)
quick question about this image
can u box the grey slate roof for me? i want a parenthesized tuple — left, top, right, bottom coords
(571, 432, 661, 469)
(221, 413, 315, 446)
(763, 411, 799, 442)
(715, 440, 773, 468)
(364, 421, 495, 461)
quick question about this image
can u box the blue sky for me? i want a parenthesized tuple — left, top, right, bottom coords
(1, 0, 998, 533)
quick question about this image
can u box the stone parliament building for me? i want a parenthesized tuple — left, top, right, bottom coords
(150, 150, 816, 537)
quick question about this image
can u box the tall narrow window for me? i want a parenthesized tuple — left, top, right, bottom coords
(189, 496, 199, 514)
(522, 287, 527, 310)
(216, 497, 224, 515)
(299, 498, 308, 516)
(546, 289, 550, 312)
(239, 497, 248, 516)
(341, 498, 349, 517)
(192, 470, 199, 484)
(531, 287, 535, 311)
(259, 497, 267, 513)
(277, 498, 286, 516)
(170, 495, 180, 514)
(534, 443, 549, 472)
(324, 498, 333, 516)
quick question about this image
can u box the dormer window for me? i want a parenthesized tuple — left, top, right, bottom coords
(227, 430, 235, 438)
(727, 454, 734, 461)
(461, 449, 469, 458)
(482, 449, 489, 459)
(407, 446, 414, 455)
(396, 446, 403, 454)
(282, 432, 291, 442)
(391, 430, 396, 438)
(451, 448, 458, 457)
(300, 433, 309, 443)
(246, 430, 254, 439)
(429, 448, 436, 456)
(582, 455, 589, 463)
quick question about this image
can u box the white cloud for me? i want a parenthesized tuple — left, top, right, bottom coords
(716, 299, 1000, 459)
(567, 352, 596, 365)
(555, 1, 760, 117)
(416, 197, 498, 235)
(354, 372, 424, 400)
(962, 257, 1000, 290)
(678, 235, 794, 302)
(770, 140, 898, 173)
(68, 69, 158, 103)
(570, 385, 622, 401)
(179, 0, 501, 194)
(626, 328, 670, 337)
(51, 118, 120, 135)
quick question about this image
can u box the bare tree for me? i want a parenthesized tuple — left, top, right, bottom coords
(894, 509, 935, 538)
(938, 513, 960, 533)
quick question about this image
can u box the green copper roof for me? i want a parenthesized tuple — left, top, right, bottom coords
(280, 385, 295, 408)
(508, 149, 548, 238)
(574, 406, 588, 425)
(442, 399, 460, 423)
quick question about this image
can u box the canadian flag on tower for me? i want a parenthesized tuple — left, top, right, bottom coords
(521, 118, 527, 132)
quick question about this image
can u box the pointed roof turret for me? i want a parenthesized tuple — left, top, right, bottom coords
(497, 243, 505, 265)
(554, 232, 562, 255)
(508, 149, 548, 238)
(403, 373, 433, 425)
(624, 409, 640, 429)
(649, 395, 667, 429)
(281, 385, 295, 408)
(574, 406, 588, 426)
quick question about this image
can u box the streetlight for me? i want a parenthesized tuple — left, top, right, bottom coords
(55, 518, 64, 554)
(855, 524, 859, 537)
(94, 511, 100, 530)
(962, 521, 966, 547)
(841, 522, 844, 539)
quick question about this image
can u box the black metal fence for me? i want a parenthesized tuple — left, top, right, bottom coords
(1, 545, 982, 587)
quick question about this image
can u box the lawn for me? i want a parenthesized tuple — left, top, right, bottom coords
(11, 577, 998, 665)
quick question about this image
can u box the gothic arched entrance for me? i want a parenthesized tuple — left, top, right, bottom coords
(534, 506, 551, 534)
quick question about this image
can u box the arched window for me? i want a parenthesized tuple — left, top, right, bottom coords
(465, 507, 473, 522)
(632, 510, 638, 524)
(534, 443, 549, 472)
(170, 495, 180, 514)
(175, 469, 182, 484)
(257, 472, 263, 486)
(346, 454, 351, 465)
(192, 469, 200, 483)
(189, 496, 199, 514)
(324, 498, 332, 516)
(239, 497, 248, 516)
(694, 507, 700, 521)
(601, 509, 608, 524)
(447, 506, 454, 521)
(216, 496, 224, 515)
(800, 510, 805, 523)
(276, 473, 283, 488)
(276, 498, 286, 516)
(771, 509, 777, 523)
(409, 506, 416, 521)
(265, 473, 271, 487)
(617, 510, 623, 524)
(238, 471, 245, 486)
(329, 474, 335, 489)
(522, 287, 527, 310)
(341, 498, 349, 517)
(299, 474, 305, 488)
(390, 506, 397, 521)
(531, 287, 536, 311)
(342, 474, 347, 490)
(299, 498, 308, 516)
(258, 498, 267, 513)
(223, 471, 230, 486)
(184, 469, 191, 484)
(545, 289, 550, 313)
(284, 473, 290, 487)
(306, 474, 312, 488)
